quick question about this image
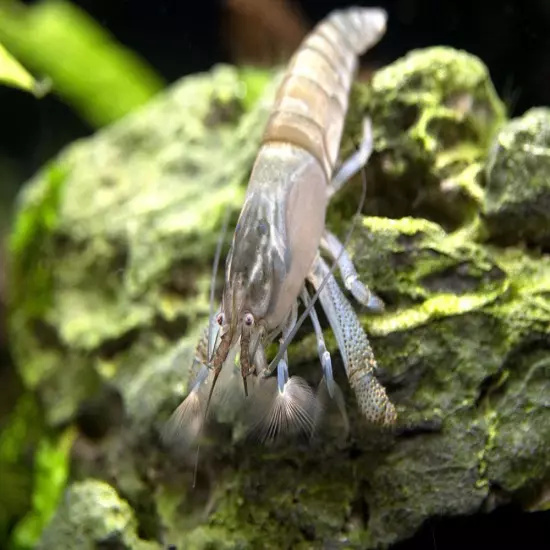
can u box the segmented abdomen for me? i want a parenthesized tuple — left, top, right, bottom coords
(261, 7, 386, 179)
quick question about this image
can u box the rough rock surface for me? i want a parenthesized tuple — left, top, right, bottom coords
(6, 48, 550, 549)
(484, 107, 550, 247)
(37, 480, 158, 550)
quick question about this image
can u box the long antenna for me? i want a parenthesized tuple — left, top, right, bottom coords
(265, 142, 369, 376)
(207, 206, 231, 362)
(193, 206, 231, 487)
(192, 336, 231, 487)
(192, 368, 221, 488)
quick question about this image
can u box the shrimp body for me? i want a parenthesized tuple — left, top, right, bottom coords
(166, 7, 396, 447)
(225, 145, 326, 339)
(220, 6, 387, 368)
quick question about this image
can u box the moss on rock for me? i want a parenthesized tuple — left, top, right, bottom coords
(484, 107, 550, 247)
(348, 216, 507, 311)
(37, 480, 159, 550)
(6, 50, 550, 550)
(336, 47, 506, 230)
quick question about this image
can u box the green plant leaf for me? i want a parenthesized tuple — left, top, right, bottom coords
(0, 0, 165, 127)
(0, 42, 44, 95)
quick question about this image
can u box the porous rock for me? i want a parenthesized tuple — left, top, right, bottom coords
(7, 50, 550, 550)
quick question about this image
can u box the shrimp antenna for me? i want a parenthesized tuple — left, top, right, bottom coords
(266, 138, 369, 375)
(207, 206, 232, 362)
(192, 335, 233, 487)
(192, 206, 231, 487)
(193, 248, 239, 487)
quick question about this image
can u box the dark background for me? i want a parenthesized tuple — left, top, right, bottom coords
(1, 1, 549, 548)
(1, 0, 550, 188)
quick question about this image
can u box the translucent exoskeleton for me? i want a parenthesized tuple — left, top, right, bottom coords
(163, 6, 396, 452)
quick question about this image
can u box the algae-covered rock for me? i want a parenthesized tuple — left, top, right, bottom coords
(7, 48, 550, 549)
(484, 107, 550, 247)
(340, 47, 506, 229)
(37, 480, 159, 550)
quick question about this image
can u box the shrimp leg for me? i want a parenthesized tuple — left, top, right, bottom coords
(323, 116, 383, 311)
(328, 117, 374, 199)
(307, 255, 396, 426)
(301, 287, 349, 435)
(300, 287, 333, 395)
(320, 230, 384, 312)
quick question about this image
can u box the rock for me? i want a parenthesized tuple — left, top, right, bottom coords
(37, 480, 159, 550)
(484, 107, 550, 247)
(7, 49, 550, 549)
(335, 46, 506, 230)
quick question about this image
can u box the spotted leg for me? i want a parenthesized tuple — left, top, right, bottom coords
(307, 255, 396, 426)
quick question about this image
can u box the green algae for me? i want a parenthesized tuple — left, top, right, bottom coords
(346, 216, 508, 312)
(9, 161, 67, 320)
(0, 395, 75, 550)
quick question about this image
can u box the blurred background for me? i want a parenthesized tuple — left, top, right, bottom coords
(0, 0, 549, 548)
(2, 0, 550, 192)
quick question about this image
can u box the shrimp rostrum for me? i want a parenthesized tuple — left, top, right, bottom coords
(165, 6, 397, 447)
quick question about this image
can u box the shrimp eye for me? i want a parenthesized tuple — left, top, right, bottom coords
(243, 312, 255, 327)
(216, 313, 225, 326)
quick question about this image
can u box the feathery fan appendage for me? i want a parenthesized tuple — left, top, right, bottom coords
(245, 375, 319, 444)
(161, 365, 211, 449)
(162, 344, 243, 449)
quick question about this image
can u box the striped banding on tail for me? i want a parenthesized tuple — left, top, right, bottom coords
(261, 8, 387, 179)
